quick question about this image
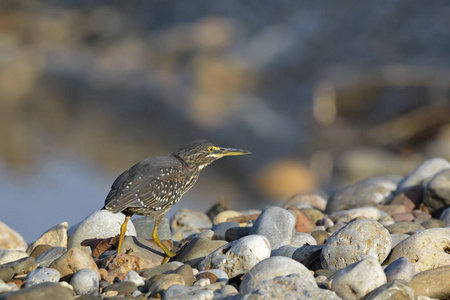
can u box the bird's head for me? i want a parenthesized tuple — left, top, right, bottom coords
(173, 139, 251, 170)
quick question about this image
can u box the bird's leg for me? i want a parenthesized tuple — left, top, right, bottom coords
(117, 214, 131, 253)
(152, 215, 176, 263)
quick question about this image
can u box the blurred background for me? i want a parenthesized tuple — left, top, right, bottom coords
(1, 0, 450, 242)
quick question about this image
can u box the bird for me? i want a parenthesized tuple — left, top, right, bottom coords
(102, 139, 251, 262)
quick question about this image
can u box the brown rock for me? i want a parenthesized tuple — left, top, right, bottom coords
(102, 253, 148, 282)
(421, 219, 446, 229)
(392, 213, 415, 222)
(388, 186, 423, 212)
(410, 265, 450, 299)
(386, 221, 424, 234)
(288, 206, 315, 233)
(29, 244, 52, 259)
(148, 273, 185, 298)
(299, 208, 324, 224)
(172, 264, 195, 286)
(0, 221, 27, 251)
(197, 271, 219, 284)
(27, 222, 68, 254)
(213, 210, 243, 225)
(311, 230, 330, 245)
(49, 248, 100, 280)
(377, 204, 408, 216)
(412, 210, 432, 220)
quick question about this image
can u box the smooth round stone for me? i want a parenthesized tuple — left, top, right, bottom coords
(396, 158, 450, 194)
(197, 269, 228, 283)
(211, 222, 240, 240)
(440, 207, 450, 224)
(292, 245, 323, 266)
(49, 248, 100, 280)
(1, 256, 35, 275)
(0, 282, 74, 299)
(421, 219, 447, 229)
(288, 207, 316, 233)
(24, 267, 61, 288)
(321, 219, 392, 271)
(29, 245, 52, 259)
(70, 268, 99, 296)
(391, 213, 415, 222)
(170, 209, 213, 240)
(271, 245, 298, 258)
(103, 281, 138, 295)
(122, 270, 145, 287)
(0, 267, 14, 282)
(132, 216, 171, 240)
(172, 264, 195, 286)
(120, 235, 166, 267)
(215, 284, 239, 298)
(327, 223, 346, 234)
(386, 221, 424, 234)
(284, 193, 328, 211)
(140, 262, 181, 279)
(27, 222, 68, 254)
(35, 247, 67, 267)
(249, 207, 296, 250)
(311, 230, 330, 245)
(199, 234, 271, 278)
(176, 237, 228, 268)
(299, 208, 325, 224)
(245, 273, 341, 299)
(391, 233, 410, 248)
(0, 221, 27, 251)
(329, 207, 381, 223)
(325, 182, 391, 213)
(410, 265, 450, 299)
(68, 210, 136, 253)
(423, 168, 450, 216)
(163, 284, 214, 300)
(194, 278, 210, 287)
(240, 256, 316, 295)
(359, 175, 402, 191)
(364, 280, 414, 300)
(331, 257, 387, 300)
(384, 227, 450, 273)
(0, 280, 16, 293)
(384, 257, 415, 282)
(224, 226, 251, 242)
(213, 210, 243, 225)
(148, 273, 184, 298)
(0, 250, 28, 265)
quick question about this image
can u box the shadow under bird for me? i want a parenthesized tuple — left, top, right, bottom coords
(102, 139, 251, 263)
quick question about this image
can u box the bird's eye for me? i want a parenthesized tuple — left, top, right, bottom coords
(208, 146, 214, 152)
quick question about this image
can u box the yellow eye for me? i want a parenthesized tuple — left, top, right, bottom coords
(208, 146, 214, 152)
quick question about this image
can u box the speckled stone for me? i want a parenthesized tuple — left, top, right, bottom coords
(24, 267, 61, 288)
(249, 207, 296, 250)
(70, 268, 99, 296)
(321, 219, 392, 271)
(331, 257, 386, 300)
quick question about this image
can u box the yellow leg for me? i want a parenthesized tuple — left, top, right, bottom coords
(152, 216, 176, 263)
(117, 215, 131, 253)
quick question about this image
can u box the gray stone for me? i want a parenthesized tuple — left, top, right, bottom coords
(120, 235, 166, 267)
(326, 182, 391, 213)
(148, 273, 185, 298)
(321, 219, 392, 271)
(211, 222, 240, 240)
(0, 282, 74, 300)
(396, 158, 450, 194)
(0, 250, 28, 265)
(68, 210, 136, 253)
(292, 245, 323, 267)
(163, 284, 214, 300)
(271, 245, 298, 257)
(359, 175, 402, 192)
(384, 227, 450, 273)
(364, 280, 414, 300)
(441, 207, 450, 224)
(391, 233, 410, 247)
(386, 221, 424, 234)
(384, 257, 415, 283)
(0, 268, 14, 283)
(24, 267, 61, 288)
(170, 209, 213, 240)
(290, 232, 317, 247)
(331, 257, 387, 300)
(423, 168, 450, 216)
(199, 234, 271, 278)
(172, 264, 195, 286)
(249, 207, 296, 250)
(103, 281, 138, 295)
(224, 226, 251, 242)
(197, 269, 229, 283)
(244, 273, 342, 300)
(214, 284, 239, 298)
(329, 207, 381, 223)
(1, 256, 35, 275)
(35, 247, 67, 267)
(70, 268, 99, 296)
(132, 216, 171, 240)
(123, 270, 145, 287)
(0, 280, 17, 294)
(140, 261, 182, 279)
(176, 237, 227, 268)
(240, 256, 315, 295)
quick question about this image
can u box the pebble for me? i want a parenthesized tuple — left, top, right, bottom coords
(311, 230, 330, 245)
(24, 267, 60, 288)
(147, 273, 184, 298)
(388, 185, 423, 212)
(49, 247, 100, 280)
(321, 218, 392, 271)
(139, 261, 182, 280)
(0, 221, 27, 251)
(224, 226, 251, 242)
(421, 219, 446, 229)
(29, 244, 52, 259)
(396, 157, 450, 193)
(69, 268, 99, 296)
(386, 221, 424, 234)
(0, 267, 14, 282)
(68, 210, 136, 253)
(120, 235, 167, 267)
(240, 256, 315, 295)
(384, 227, 450, 273)
(363, 279, 414, 300)
(1, 255, 35, 275)
(199, 234, 271, 278)
(288, 206, 316, 233)
(299, 207, 325, 224)
(384, 257, 415, 282)
(329, 206, 381, 223)
(35, 247, 67, 267)
(391, 212, 415, 222)
(170, 209, 213, 240)
(27, 222, 68, 254)
(244, 273, 341, 299)
(326, 182, 391, 213)
(197, 269, 228, 283)
(292, 245, 323, 267)
(103, 281, 137, 295)
(423, 168, 450, 216)
(0, 282, 74, 300)
(132, 216, 171, 241)
(271, 245, 298, 257)
(101, 253, 148, 282)
(172, 264, 195, 286)
(440, 206, 450, 224)
(284, 193, 328, 211)
(211, 222, 240, 240)
(331, 257, 387, 300)
(0, 250, 28, 265)
(122, 270, 145, 287)
(390, 233, 410, 247)
(176, 237, 228, 267)
(0, 280, 17, 293)
(249, 207, 296, 250)
(163, 284, 214, 300)
(213, 210, 243, 225)
(409, 265, 450, 299)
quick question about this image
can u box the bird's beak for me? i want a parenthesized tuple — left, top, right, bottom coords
(215, 147, 252, 157)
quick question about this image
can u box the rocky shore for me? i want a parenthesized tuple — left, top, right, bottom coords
(1, 157, 450, 299)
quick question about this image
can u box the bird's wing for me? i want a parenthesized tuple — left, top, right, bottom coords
(103, 160, 187, 214)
